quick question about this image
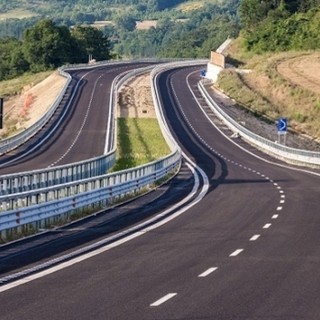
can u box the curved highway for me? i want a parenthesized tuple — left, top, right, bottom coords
(0, 62, 154, 174)
(0, 65, 319, 319)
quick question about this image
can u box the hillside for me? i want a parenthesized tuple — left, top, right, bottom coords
(217, 40, 320, 143)
(0, 0, 240, 81)
(0, 0, 214, 23)
(214, 0, 320, 143)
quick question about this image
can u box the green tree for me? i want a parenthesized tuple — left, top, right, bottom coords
(71, 25, 111, 62)
(238, 0, 270, 30)
(22, 19, 73, 71)
(114, 14, 136, 32)
(0, 37, 28, 80)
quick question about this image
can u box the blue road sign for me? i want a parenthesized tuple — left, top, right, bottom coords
(277, 117, 288, 133)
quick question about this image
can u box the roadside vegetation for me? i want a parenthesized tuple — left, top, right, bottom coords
(219, 43, 320, 140)
(0, 0, 240, 72)
(239, 0, 320, 53)
(0, 71, 52, 97)
(113, 118, 170, 171)
(215, 0, 320, 141)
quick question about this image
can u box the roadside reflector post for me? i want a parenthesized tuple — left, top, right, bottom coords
(0, 97, 3, 129)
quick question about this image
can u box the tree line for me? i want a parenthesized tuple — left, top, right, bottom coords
(0, 0, 241, 82)
(112, 0, 240, 58)
(0, 19, 111, 81)
(239, 0, 320, 52)
(0, 0, 192, 40)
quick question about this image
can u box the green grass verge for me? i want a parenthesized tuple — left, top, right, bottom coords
(112, 117, 171, 171)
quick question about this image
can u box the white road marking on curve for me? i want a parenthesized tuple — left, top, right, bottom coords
(230, 249, 244, 257)
(198, 267, 218, 278)
(250, 234, 260, 241)
(150, 293, 177, 306)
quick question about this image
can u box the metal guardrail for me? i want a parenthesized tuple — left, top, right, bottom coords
(3, 54, 318, 235)
(1, 60, 211, 233)
(0, 159, 180, 232)
(0, 62, 183, 211)
(198, 81, 320, 167)
(0, 150, 181, 231)
(0, 63, 158, 196)
(0, 154, 114, 196)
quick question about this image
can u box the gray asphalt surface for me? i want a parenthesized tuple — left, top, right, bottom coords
(0, 62, 154, 174)
(0, 65, 319, 320)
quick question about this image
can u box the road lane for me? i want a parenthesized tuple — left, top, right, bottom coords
(0, 62, 154, 174)
(0, 64, 319, 319)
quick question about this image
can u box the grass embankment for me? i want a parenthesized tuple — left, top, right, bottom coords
(0, 71, 53, 97)
(112, 118, 171, 171)
(0, 71, 55, 139)
(218, 39, 320, 140)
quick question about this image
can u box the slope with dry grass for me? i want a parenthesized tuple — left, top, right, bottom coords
(0, 71, 67, 139)
(218, 41, 320, 141)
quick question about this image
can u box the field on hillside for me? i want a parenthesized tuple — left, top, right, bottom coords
(0, 9, 38, 20)
(177, 0, 221, 12)
(218, 40, 320, 142)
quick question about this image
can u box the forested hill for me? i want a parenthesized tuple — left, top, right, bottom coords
(0, 0, 188, 12)
(71, 0, 188, 10)
(0, 0, 241, 81)
(239, 0, 320, 52)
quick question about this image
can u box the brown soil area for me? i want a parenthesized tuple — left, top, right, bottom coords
(277, 53, 320, 94)
(117, 75, 155, 118)
(1, 72, 67, 138)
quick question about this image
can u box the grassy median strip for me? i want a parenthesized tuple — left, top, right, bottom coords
(112, 117, 171, 171)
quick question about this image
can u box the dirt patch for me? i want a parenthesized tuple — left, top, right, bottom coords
(136, 20, 157, 30)
(277, 53, 320, 94)
(1, 72, 67, 138)
(117, 74, 155, 118)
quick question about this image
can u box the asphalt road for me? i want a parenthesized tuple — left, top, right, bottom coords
(0, 65, 319, 319)
(0, 62, 154, 175)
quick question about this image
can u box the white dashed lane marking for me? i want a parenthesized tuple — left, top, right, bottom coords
(263, 223, 272, 229)
(150, 293, 177, 307)
(198, 267, 218, 278)
(250, 234, 260, 241)
(230, 249, 244, 257)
